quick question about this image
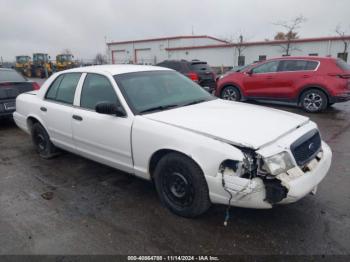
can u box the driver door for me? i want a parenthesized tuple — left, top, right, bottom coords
(72, 73, 133, 173)
(243, 60, 280, 98)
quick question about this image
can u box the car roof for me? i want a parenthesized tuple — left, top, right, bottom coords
(269, 56, 336, 62)
(158, 59, 206, 63)
(63, 64, 172, 75)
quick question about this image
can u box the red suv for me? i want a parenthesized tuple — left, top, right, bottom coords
(216, 57, 350, 112)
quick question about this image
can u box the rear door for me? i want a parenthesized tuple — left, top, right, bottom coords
(41, 73, 82, 150)
(71, 73, 133, 173)
(243, 60, 279, 97)
(274, 60, 319, 98)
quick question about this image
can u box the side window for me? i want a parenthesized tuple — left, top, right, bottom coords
(278, 60, 319, 72)
(278, 60, 306, 72)
(305, 61, 319, 70)
(46, 73, 81, 104)
(252, 61, 279, 74)
(46, 75, 64, 100)
(80, 74, 119, 110)
(55, 73, 81, 104)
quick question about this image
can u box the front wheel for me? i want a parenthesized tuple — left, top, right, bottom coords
(300, 89, 328, 113)
(154, 153, 211, 217)
(221, 86, 241, 101)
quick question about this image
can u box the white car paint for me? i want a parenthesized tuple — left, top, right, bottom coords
(13, 65, 332, 210)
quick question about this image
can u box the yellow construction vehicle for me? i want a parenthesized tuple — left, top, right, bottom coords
(55, 54, 77, 71)
(31, 53, 53, 78)
(15, 55, 32, 77)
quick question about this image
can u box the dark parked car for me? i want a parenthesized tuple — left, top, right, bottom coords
(216, 57, 350, 112)
(0, 68, 40, 118)
(156, 60, 217, 92)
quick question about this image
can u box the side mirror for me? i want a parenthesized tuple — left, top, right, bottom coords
(95, 102, 126, 117)
(246, 69, 253, 76)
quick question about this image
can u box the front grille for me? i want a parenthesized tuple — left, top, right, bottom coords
(290, 129, 321, 166)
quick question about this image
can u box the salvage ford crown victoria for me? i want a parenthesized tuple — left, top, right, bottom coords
(14, 65, 332, 217)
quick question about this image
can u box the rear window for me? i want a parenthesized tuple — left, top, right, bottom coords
(190, 62, 212, 72)
(336, 59, 350, 71)
(0, 70, 26, 82)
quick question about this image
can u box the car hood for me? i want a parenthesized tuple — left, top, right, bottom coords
(143, 99, 309, 149)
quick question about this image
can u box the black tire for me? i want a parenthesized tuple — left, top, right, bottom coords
(31, 123, 59, 159)
(221, 86, 241, 101)
(154, 152, 211, 217)
(300, 89, 328, 113)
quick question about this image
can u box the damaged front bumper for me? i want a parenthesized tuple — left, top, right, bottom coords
(208, 142, 332, 209)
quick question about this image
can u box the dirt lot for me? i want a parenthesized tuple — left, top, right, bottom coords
(0, 100, 349, 255)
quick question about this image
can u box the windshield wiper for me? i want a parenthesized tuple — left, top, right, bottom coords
(139, 104, 179, 114)
(183, 99, 208, 106)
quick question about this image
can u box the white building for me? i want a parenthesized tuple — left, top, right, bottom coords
(107, 35, 350, 69)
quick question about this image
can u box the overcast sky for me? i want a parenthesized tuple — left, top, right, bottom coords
(1, 0, 349, 61)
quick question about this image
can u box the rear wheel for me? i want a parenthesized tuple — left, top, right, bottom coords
(31, 123, 59, 159)
(154, 152, 211, 217)
(300, 89, 328, 113)
(221, 86, 241, 101)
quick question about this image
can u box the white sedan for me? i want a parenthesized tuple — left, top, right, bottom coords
(14, 65, 332, 217)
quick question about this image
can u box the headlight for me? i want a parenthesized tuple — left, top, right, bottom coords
(263, 152, 294, 176)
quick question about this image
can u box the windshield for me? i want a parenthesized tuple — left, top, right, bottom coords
(0, 70, 26, 82)
(57, 55, 72, 62)
(16, 56, 29, 63)
(34, 54, 47, 62)
(114, 70, 215, 114)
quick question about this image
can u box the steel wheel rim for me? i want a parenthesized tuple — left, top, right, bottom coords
(162, 170, 194, 207)
(222, 88, 237, 101)
(304, 93, 323, 111)
(35, 132, 46, 151)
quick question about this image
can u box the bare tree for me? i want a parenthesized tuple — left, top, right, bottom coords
(236, 35, 246, 63)
(274, 15, 306, 56)
(94, 53, 107, 65)
(223, 34, 247, 66)
(61, 48, 72, 55)
(335, 25, 349, 61)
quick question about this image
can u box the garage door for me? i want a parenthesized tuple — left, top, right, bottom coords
(135, 48, 152, 64)
(112, 50, 127, 64)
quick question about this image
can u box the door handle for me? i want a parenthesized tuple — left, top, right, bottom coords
(40, 107, 47, 112)
(266, 76, 273, 79)
(72, 115, 83, 121)
(303, 75, 311, 78)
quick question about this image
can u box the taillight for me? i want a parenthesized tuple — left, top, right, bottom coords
(328, 73, 350, 79)
(339, 74, 350, 79)
(186, 72, 199, 82)
(32, 82, 40, 90)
